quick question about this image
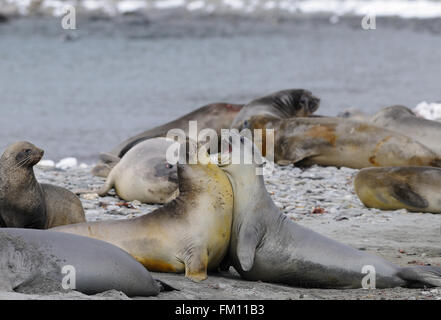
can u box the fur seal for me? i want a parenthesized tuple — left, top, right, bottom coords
(371, 105, 441, 156)
(0, 228, 164, 296)
(92, 102, 243, 177)
(53, 141, 233, 282)
(230, 89, 320, 129)
(98, 137, 178, 204)
(218, 133, 441, 288)
(242, 115, 441, 169)
(0, 142, 86, 229)
(354, 166, 441, 213)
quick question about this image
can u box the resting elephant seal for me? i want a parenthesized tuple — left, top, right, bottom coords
(98, 137, 178, 204)
(354, 166, 441, 213)
(218, 133, 441, 288)
(92, 102, 243, 177)
(371, 105, 441, 156)
(230, 89, 320, 129)
(0, 228, 164, 296)
(242, 115, 441, 169)
(0, 142, 86, 229)
(54, 141, 233, 282)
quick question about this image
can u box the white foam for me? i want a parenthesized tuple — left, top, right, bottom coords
(56, 157, 78, 170)
(414, 101, 441, 121)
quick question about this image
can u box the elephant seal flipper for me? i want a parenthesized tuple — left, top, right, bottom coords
(54, 140, 233, 282)
(354, 166, 441, 213)
(392, 184, 429, 209)
(219, 132, 441, 288)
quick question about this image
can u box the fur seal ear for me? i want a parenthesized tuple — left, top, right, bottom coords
(237, 225, 261, 272)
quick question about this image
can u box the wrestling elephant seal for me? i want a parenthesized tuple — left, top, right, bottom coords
(98, 137, 178, 204)
(54, 140, 233, 282)
(230, 89, 320, 130)
(242, 115, 441, 169)
(354, 166, 441, 213)
(0, 142, 85, 229)
(217, 133, 441, 288)
(0, 228, 164, 296)
(92, 102, 243, 177)
(371, 105, 441, 156)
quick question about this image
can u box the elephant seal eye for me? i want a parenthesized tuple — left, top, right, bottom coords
(165, 164, 173, 169)
(240, 136, 245, 144)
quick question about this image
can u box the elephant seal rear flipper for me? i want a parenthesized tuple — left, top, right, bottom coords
(218, 132, 441, 288)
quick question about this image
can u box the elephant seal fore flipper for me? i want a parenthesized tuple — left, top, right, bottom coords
(242, 115, 441, 169)
(354, 166, 441, 213)
(217, 132, 441, 288)
(53, 140, 233, 282)
(0, 228, 165, 296)
(0, 141, 86, 229)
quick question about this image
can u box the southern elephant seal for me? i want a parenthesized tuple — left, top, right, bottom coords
(92, 102, 243, 177)
(242, 115, 441, 169)
(0, 228, 164, 296)
(54, 141, 233, 282)
(0, 142, 85, 229)
(230, 89, 320, 130)
(354, 166, 441, 213)
(371, 105, 441, 156)
(98, 137, 178, 204)
(217, 133, 441, 288)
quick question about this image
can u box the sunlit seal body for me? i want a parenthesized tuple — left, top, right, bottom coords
(92, 102, 243, 177)
(0, 142, 85, 229)
(371, 105, 441, 156)
(243, 115, 441, 169)
(230, 89, 320, 129)
(98, 137, 178, 204)
(54, 141, 233, 282)
(218, 133, 441, 288)
(0, 228, 162, 296)
(354, 166, 441, 213)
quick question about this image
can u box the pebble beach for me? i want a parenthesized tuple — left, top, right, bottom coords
(2, 162, 437, 300)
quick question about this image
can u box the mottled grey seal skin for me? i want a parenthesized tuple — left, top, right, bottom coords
(218, 133, 441, 288)
(230, 89, 320, 130)
(92, 102, 243, 177)
(0, 228, 162, 296)
(355, 166, 441, 213)
(0, 141, 86, 229)
(371, 105, 441, 156)
(243, 115, 441, 169)
(98, 137, 179, 204)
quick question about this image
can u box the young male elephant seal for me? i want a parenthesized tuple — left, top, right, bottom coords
(54, 141, 233, 282)
(371, 105, 441, 156)
(242, 115, 441, 169)
(0, 228, 163, 296)
(0, 142, 85, 229)
(218, 133, 441, 288)
(230, 89, 320, 130)
(355, 166, 441, 213)
(92, 102, 243, 177)
(98, 137, 178, 204)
